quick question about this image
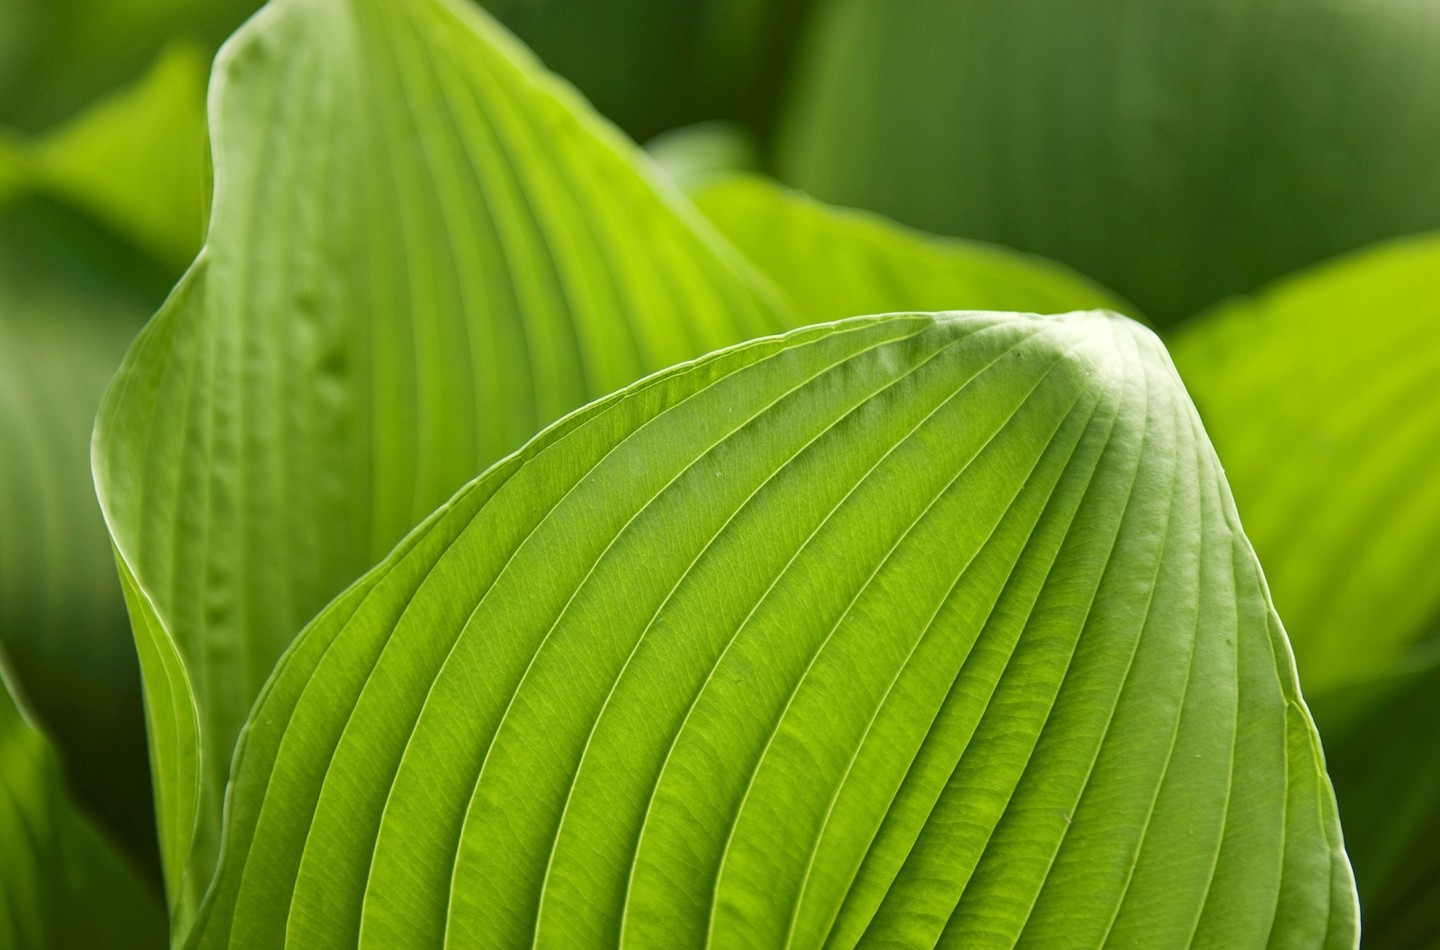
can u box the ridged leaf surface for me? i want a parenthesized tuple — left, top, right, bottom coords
(194, 311, 1355, 949)
(92, 0, 784, 923)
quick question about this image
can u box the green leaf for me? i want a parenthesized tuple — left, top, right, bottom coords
(0, 196, 170, 876)
(193, 310, 1354, 948)
(1172, 233, 1440, 697)
(0, 649, 165, 949)
(690, 174, 1136, 325)
(92, 0, 785, 925)
(776, 0, 1440, 325)
(1172, 232, 1440, 946)
(0, 45, 211, 272)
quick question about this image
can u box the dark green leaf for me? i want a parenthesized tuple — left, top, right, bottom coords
(777, 0, 1440, 325)
(0, 650, 165, 949)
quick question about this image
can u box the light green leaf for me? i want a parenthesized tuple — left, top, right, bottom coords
(194, 310, 1354, 948)
(0, 649, 165, 949)
(1172, 233, 1440, 696)
(93, 0, 785, 925)
(776, 0, 1440, 325)
(0, 44, 212, 272)
(1172, 232, 1440, 946)
(0, 197, 170, 874)
(690, 174, 1136, 325)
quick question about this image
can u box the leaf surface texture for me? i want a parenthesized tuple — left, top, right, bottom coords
(194, 311, 1355, 949)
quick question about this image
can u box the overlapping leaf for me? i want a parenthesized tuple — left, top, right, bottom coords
(690, 174, 1134, 324)
(93, 0, 785, 924)
(1173, 232, 1440, 946)
(777, 0, 1440, 325)
(193, 310, 1354, 948)
(0, 650, 164, 949)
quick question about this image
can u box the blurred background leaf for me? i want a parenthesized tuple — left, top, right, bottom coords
(0, 648, 165, 949)
(1, 45, 210, 272)
(774, 0, 1440, 327)
(0, 0, 255, 134)
(0, 198, 169, 884)
(684, 172, 1133, 324)
(0, 41, 210, 886)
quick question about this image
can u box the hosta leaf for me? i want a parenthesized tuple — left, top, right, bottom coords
(1172, 232, 1440, 946)
(776, 0, 1440, 325)
(690, 174, 1135, 324)
(93, 0, 784, 924)
(194, 311, 1354, 948)
(0, 650, 165, 949)
(0, 197, 169, 874)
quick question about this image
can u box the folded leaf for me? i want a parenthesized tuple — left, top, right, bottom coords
(93, 0, 785, 924)
(1173, 232, 1440, 947)
(777, 0, 1440, 325)
(0, 650, 165, 949)
(194, 310, 1354, 948)
(0, 197, 169, 875)
(690, 174, 1135, 324)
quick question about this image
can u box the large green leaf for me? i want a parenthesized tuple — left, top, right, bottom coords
(690, 173, 1135, 324)
(192, 310, 1354, 948)
(776, 0, 1440, 325)
(0, 649, 165, 949)
(1172, 232, 1440, 946)
(93, 0, 785, 925)
(0, 197, 172, 876)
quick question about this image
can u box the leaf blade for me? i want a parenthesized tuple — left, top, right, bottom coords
(92, 0, 787, 925)
(192, 310, 1355, 948)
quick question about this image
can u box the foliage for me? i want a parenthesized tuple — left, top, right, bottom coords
(3, 0, 1438, 946)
